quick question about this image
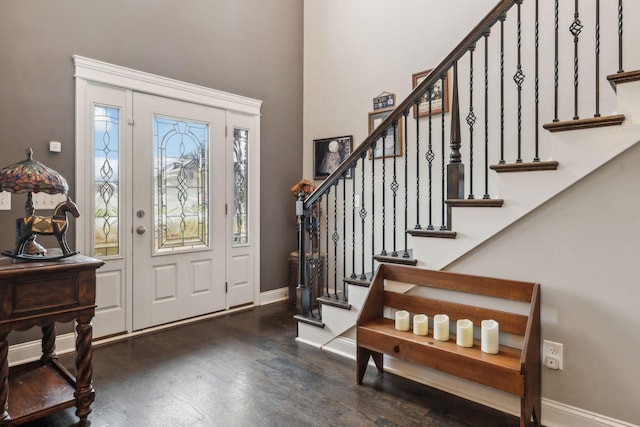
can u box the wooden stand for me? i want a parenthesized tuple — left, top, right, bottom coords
(0, 253, 103, 425)
(356, 264, 541, 427)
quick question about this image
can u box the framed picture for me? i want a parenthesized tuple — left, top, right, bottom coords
(313, 135, 353, 180)
(368, 108, 404, 159)
(412, 69, 450, 118)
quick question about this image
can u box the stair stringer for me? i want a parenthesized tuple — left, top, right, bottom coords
(296, 283, 369, 348)
(412, 79, 640, 271)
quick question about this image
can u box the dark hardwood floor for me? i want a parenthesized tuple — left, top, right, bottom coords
(22, 301, 521, 426)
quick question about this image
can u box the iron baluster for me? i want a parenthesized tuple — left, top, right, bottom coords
(391, 119, 399, 257)
(351, 162, 357, 278)
(483, 31, 491, 199)
(415, 98, 421, 229)
(534, 0, 540, 161)
(440, 73, 447, 231)
(554, 0, 560, 122)
(322, 193, 329, 298)
(570, 0, 583, 120)
(514, 0, 525, 164)
(595, 0, 601, 118)
(403, 110, 410, 257)
(332, 184, 339, 299)
(342, 170, 348, 301)
(381, 131, 387, 256)
(370, 137, 376, 277)
(499, 14, 506, 164)
(466, 44, 476, 200)
(359, 153, 367, 280)
(618, 0, 624, 73)
(427, 90, 435, 228)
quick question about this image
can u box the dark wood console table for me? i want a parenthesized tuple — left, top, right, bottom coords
(0, 253, 104, 425)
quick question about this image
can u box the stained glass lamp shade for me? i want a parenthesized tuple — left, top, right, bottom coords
(0, 148, 69, 255)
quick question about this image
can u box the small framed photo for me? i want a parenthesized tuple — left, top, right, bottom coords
(313, 135, 353, 180)
(368, 108, 404, 159)
(412, 69, 449, 118)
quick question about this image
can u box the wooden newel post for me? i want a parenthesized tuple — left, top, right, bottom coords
(447, 61, 465, 200)
(296, 193, 310, 316)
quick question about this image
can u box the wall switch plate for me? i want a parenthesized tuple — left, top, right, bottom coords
(49, 141, 62, 153)
(0, 192, 11, 210)
(543, 340, 564, 370)
(32, 192, 67, 210)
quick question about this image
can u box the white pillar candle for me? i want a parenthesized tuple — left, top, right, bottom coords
(456, 319, 474, 347)
(412, 314, 429, 336)
(433, 314, 450, 341)
(394, 310, 410, 331)
(481, 319, 500, 354)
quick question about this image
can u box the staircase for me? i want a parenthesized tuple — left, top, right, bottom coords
(295, 1, 640, 417)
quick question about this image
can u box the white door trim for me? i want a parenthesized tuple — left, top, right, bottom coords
(74, 56, 262, 336)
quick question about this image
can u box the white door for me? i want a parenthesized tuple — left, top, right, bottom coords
(131, 93, 226, 330)
(75, 57, 261, 338)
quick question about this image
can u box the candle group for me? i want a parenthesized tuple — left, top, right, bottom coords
(392, 310, 499, 354)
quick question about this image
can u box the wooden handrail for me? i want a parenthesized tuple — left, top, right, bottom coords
(304, 0, 517, 207)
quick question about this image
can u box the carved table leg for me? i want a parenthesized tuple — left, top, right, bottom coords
(0, 333, 9, 423)
(40, 324, 57, 364)
(74, 316, 95, 422)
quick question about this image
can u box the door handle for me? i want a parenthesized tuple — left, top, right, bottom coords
(136, 226, 146, 235)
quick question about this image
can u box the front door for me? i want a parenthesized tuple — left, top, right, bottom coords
(76, 58, 261, 339)
(131, 93, 226, 330)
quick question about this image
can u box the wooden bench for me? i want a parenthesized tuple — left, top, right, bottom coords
(356, 264, 540, 427)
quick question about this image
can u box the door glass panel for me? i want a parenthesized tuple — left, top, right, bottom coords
(94, 105, 120, 256)
(154, 116, 209, 252)
(233, 128, 249, 245)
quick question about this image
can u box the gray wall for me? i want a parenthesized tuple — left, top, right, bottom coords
(1, 1, 302, 342)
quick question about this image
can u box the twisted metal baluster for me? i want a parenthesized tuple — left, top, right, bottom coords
(467, 44, 476, 200)
(391, 120, 399, 257)
(499, 14, 506, 164)
(483, 31, 491, 199)
(570, 0, 583, 120)
(403, 110, 410, 257)
(594, 0, 601, 118)
(618, 0, 624, 73)
(381, 132, 387, 256)
(440, 73, 447, 231)
(554, 0, 560, 122)
(332, 184, 339, 299)
(324, 192, 330, 298)
(534, 0, 540, 161)
(351, 162, 357, 278)
(359, 152, 367, 280)
(427, 90, 435, 228)
(514, 0, 525, 164)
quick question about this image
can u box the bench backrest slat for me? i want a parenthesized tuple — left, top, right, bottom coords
(381, 264, 535, 303)
(384, 291, 529, 336)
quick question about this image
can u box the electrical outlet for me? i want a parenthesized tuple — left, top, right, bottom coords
(543, 340, 563, 370)
(0, 192, 11, 210)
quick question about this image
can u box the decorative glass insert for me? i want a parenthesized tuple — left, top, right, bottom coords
(233, 128, 249, 245)
(94, 106, 120, 257)
(154, 116, 209, 252)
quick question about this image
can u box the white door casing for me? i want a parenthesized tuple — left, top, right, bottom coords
(74, 56, 262, 337)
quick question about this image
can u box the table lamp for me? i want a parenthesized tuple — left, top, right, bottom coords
(0, 148, 71, 258)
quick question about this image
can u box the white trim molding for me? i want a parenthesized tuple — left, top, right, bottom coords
(73, 56, 262, 116)
(316, 337, 639, 427)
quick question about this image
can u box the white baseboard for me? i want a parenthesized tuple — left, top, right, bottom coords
(315, 336, 638, 427)
(9, 288, 288, 366)
(259, 286, 288, 305)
